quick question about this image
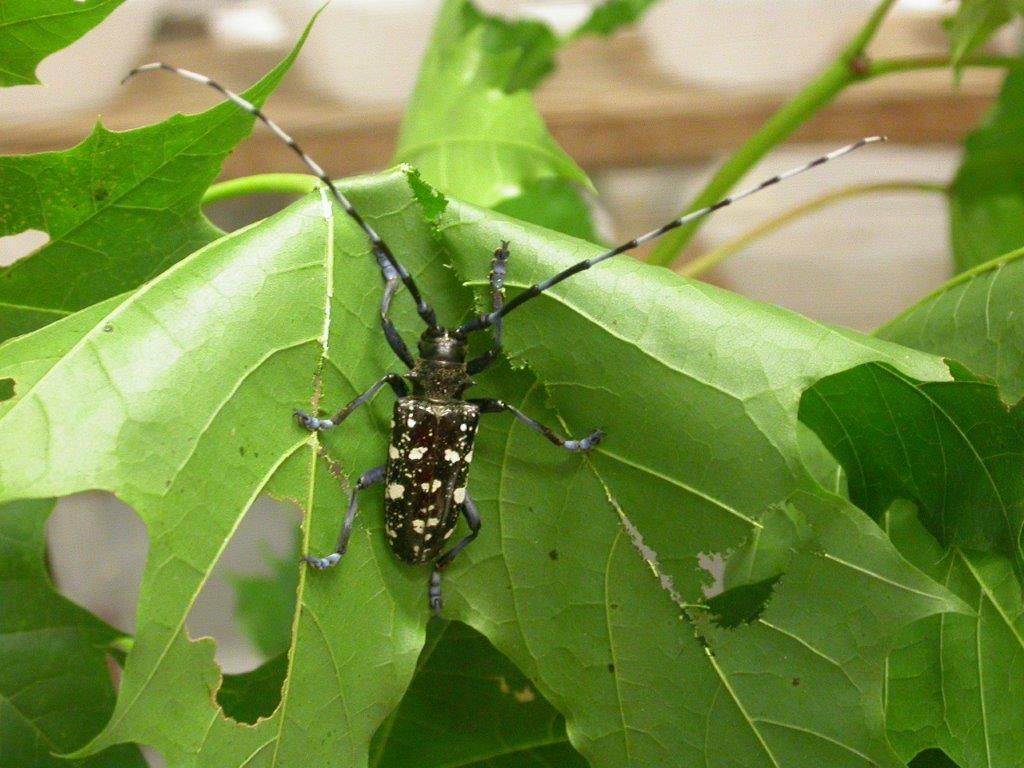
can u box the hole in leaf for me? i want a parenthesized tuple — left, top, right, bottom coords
(203, 194, 295, 233)
(141, 745, 167, 767)
(697, 551, 726, 598)
(218, 653, 289, 726)
(0, 377, 14, 402)
(909, 748, 959, 767)
(0, 229, 49, 267)
(370, 619, 588, 766)
(47, 492, 148, 633)
(188, 495, 300, 680)
(704, 575, 782, 629)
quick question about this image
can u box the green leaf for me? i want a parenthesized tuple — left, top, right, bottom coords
(224, 549, 587, 763)
(395, 0, 590, 211)
(885, 503, 1024, 768)
(0, 172, 962, 766)
(802, 364, 1024, 766)
(800, 362, 1024, 570)
(945, 0, 1022, 70)
(0, 498, 145, 767)
(950, 66, 1024, 271)
(571, 0, 661, 38)
(370, 620, 587, 767)
(493, 178, 600, 242)
(0, 17, 312, 343)
(877, 247, 1024, 405)
(439, 197, 960, 766)
(0, 0, 124, 87)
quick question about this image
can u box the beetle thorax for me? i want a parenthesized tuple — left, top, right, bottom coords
(409, 327, 473, 400)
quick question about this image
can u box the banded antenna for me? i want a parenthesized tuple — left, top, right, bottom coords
(123, 62, 439, 331)
(459, 136, 885, 334)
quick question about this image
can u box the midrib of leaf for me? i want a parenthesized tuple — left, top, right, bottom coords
(974, 585, 993, 768)
(703, 642, 783, 767)
(957, 548, 1024, 650)
(757, 618, 842, 668)
(602, 527, 633, 761)
(0, 301, 68, 316)
(583, 423, 786, 767)
(588, 443, 760, 528)
(752, 720, 875, 761)
(272, 189, 342, 768)
(822, 552, 957, 601)
(1, 689, 70, 755)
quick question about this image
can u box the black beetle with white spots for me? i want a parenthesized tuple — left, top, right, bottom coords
(125, 61, 884, 614)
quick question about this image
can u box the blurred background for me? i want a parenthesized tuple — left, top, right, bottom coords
(0, 0, 1015, 675)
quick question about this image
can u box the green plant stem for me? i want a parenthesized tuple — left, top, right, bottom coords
(645, 0, 1018, 268)
(867, 53, 1022, 77)
(677, 181, 947, 278)
(201, 173, 317, 206)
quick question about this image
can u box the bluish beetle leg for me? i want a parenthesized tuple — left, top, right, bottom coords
(296, 374, 408, 431)
(470, 398, 604, 452)
(303, 465, 386, 569)
(377, 249, 416, 368)
(429, 492, 482, 614)
(466, 242, 509, 376)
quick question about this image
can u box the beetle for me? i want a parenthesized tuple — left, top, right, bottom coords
(125, 62, 883, 612)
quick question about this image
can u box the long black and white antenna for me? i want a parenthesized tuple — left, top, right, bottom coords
(459, 136, 886, 334)
(123, 62, 439, 330)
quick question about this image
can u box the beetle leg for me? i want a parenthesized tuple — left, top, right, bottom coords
(296, 374, 407, 431)
(377, 249, 416, 368)
(469, 398, 604, 452)
(429, 492, 482, 614)
(303, 465, 385, 569)
(466, 242, 509, 375)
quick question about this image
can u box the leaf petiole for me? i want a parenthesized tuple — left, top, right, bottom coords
(201, 173, 318, 206)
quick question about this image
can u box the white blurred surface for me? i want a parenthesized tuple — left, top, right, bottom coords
(0, 0, 166, 125)
(48, 492, 299, 673)
(639, 0, 877, 89)
(699, 144, 956, 331)
(273, 0, 445, 105)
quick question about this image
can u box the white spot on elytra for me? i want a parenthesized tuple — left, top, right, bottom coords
(444, 449, 460, 463)
(453, 487, 466, 504)
(408, 446, 427, 460)
(411, 519, 425, 533)
(431, 479, 441, 492)
(407, 417, 416, 428)
(386, 483, 405, 499)
(460, 423, 468, 432)
(421, 482, 430, 491)
(465, 451, 474, 463)
(388, 445, 399, 459)
(426, 517, 440, 527)
(444, 528, 454, 539)
(386, 527, 397, 539)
